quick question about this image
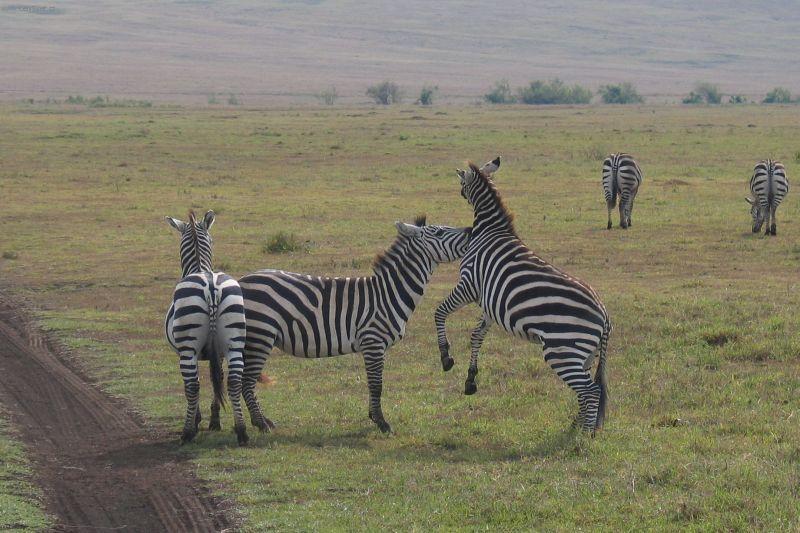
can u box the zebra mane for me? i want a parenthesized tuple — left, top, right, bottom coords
(372, 215, 426, 272)
(468, 162, 516, 234)
(186, 210, 204, 272)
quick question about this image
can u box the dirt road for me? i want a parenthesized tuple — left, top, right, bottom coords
(0, 292, 235, 532)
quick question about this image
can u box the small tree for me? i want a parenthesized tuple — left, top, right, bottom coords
(598, 82, 644, 104)
(763, 87, 793, 104)
(366, 81, 401, 105)
(227, 93, 241, 105)
(317, 86, 338, 105)
(484, 79, 516, 104)
(417, 85, 437, 106)
(683, 82, 721, 104)
(728, 94, 747, 104)
(517, 79, 592, 105)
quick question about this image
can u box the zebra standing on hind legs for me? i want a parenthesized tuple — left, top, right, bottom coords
(435, 157, 611, 433)
(164, 210, 249, 445)
(746, 159, 789, 236)
(603, 152, 643, 229)
(237, 216, 471, 441)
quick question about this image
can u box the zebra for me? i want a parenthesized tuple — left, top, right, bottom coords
(603, 153, 643, 229)
(746, 159, 789, 236)
(164, 210, 249, 445)
(237, 216, 471, 441)
(435, 157, 611, 433)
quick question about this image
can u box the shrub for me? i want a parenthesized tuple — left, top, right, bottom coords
(728, 94, 747, 104)
(317, 86, 338, 105)
(517, 79, 592, 105)
(763, 87, 793, 104)
(484, 79, 516, 104)
(417, 85, 437, 106)
(227, 94, 241, 105)
(366, 81, 401, 105)
(683, 82, 721, 104)
(263, 232, 305, 253)
(598, 82, 644, 104)
(208, 94, 219, 104)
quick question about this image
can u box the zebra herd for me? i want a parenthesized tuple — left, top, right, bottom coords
(165, 156, 789, 445)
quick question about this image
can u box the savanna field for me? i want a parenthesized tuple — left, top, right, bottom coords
(0, 103, 799, 530)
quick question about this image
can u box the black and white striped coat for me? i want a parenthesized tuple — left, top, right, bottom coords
(603, 153, 643, 229)
(746, 159, 789, 235)
(165, 210, 248, 445)
(238, 217, 471, 438)
(435, 158, 610, 433)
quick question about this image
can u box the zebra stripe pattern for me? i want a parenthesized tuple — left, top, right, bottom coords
(603, 153, 643, 229)
(238, 217, 471, 437)
(164, 210, 249, 445)
(436, 158, 611, 432)
(747, 159, 789, 235)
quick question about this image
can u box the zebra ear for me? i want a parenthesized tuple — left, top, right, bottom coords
(744, 197, 754, 205)
(395, 221, 422, 238)
(480, 156, 501, 176)
(165, 216, 187, 233)
(203, 210, 216, 230)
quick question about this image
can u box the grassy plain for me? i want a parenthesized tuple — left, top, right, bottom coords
(0, 417, 51, 531)
(0, 103, 799, 530)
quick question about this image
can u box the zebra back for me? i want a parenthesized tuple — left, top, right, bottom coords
(750, 160, 789, 208)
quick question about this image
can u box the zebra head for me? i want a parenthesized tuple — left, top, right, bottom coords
(165, 210, 216, 276)
(395, 215, 471, 263)
(744, 197, 764, 233)
(456, 156, 501, 204)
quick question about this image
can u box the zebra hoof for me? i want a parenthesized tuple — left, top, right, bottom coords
(464, 380, 477, 395)
(606, 222, 612, 230)
(180, 429, 197, 444)
(441, 356, 455, 372)
(236, 426, 249, 446)
(209, 420, 222, 431)
(770, 225, 777, 236)
(253, 417, 275, 432)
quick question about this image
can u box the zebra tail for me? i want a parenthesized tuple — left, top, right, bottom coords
(594, 321, 610, 430)
(206, 293, 226, 409)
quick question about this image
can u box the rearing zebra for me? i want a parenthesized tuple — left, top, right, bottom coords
(237, 217, 471, 442)
(164, 210, 248, 445)
(603, 153, 643, 229)
(435, 158, 611, 433)
(746, 159, 789, 235)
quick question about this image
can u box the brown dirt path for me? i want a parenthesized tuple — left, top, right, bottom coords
(0, 291, 235, 532)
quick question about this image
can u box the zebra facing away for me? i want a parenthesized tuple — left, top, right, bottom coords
(435, 158, 611, 433)
(746, 159, 789, 236)
(603, 153, 643, 229)
(164, 210, 249, 445)
(237, 217, 471, 440)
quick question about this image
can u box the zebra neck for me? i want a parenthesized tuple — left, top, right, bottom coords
(470, 181, 514, 236)
(371, 247, 433, 325)
(181, 257, 211, 277)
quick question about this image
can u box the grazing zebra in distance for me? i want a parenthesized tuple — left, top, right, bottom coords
(237, 217, 471, 440)
(603, 153, 643, 229)
(435, 157, 610, 433)
(164, 210, 248, 445)
(746, 159, 789, 235)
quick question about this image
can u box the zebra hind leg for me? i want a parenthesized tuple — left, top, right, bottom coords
(242, 348, 275, 432)
(544, 345, 601, 434)
(178, 351, 201, 444)
(465, 315, 490, 395)
(227, 350, 248, 446)
(209, 365, 222, 430)
(363, 347, 391, 433)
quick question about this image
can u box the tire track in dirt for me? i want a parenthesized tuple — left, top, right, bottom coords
(0, 291, 235, 532)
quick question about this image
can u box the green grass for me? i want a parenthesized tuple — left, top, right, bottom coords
(0, 417, 51, 531)
(0, 103, 799, 530)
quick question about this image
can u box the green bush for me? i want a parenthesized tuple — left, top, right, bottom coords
(728, 95, 747, 104)
(484, 79, 515, 104)
(262, 232, 305, 253)
(317, 86, 338, 105)
(366, 81, 401, 105)
(417, 85, 437, 106)
(598, 82, 643, 104)
(683, 82, 722, 104)
(517, 79, 592, 105)
(762, 87, 793, 104)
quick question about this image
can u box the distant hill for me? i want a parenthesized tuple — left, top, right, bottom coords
(2, 0, 800, 104)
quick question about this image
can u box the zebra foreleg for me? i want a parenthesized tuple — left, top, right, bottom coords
(434, 282, 474, 372)
(543, 344, 601, 434)
(362, 346, 391, 433)
(209, 363, 223, 431)
(769, 205, 777, 236)
(179, 351, 201, 444)
(606, 200, 614, 230)
(242, 347, 275, 432)
(465, 314, 491, 395)
(618, 200, 628, 229)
